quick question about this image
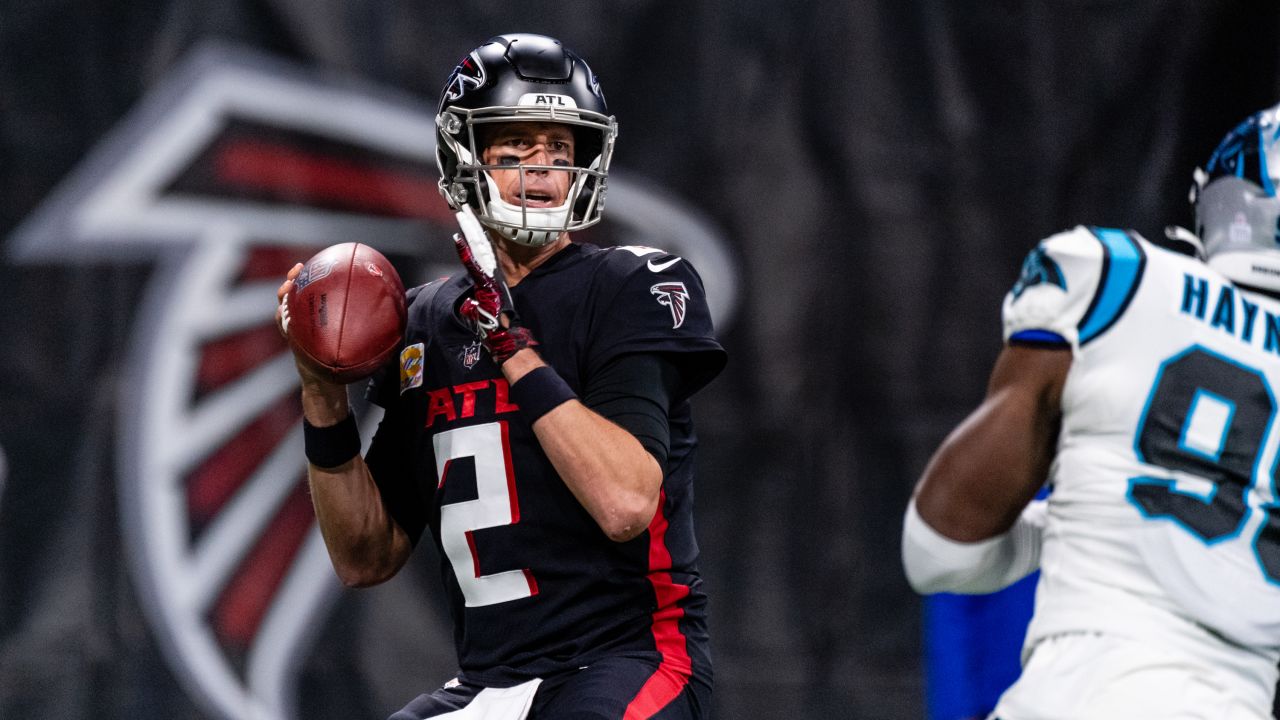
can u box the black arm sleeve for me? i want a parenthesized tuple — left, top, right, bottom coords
(582, 353, 683, 466)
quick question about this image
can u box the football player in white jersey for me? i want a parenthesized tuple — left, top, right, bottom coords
(902, 103, 1280, 720)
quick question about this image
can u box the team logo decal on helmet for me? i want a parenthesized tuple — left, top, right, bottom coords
(443, 52, 487, 103)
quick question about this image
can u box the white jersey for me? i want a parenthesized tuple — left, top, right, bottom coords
(1003, 225, 1280, 713)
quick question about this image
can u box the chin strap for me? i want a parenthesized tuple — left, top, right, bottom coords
(480, 172, 572, 247)
(1162, 225, 1206, 260)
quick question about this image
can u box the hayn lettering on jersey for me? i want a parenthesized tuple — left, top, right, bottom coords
(1003, 225, 1280, 712)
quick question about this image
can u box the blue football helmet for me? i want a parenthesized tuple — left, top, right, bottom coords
(1193, 102, 1280, 292)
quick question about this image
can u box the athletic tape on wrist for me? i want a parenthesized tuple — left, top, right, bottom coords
(303, 412, 361, 469)
(510, 366, 577, 423)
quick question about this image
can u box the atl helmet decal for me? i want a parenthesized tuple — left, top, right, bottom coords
(650, 282, 691, 329)
(8, 41, 737, 720)
(443, 51, 487, 102)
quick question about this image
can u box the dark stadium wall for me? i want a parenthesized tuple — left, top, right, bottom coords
(0, 2, 1277, 719)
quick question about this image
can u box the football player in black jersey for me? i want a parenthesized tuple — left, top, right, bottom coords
(276, 33, 725, 720)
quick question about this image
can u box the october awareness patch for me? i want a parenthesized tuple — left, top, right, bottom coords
(400, 342, 425, 394)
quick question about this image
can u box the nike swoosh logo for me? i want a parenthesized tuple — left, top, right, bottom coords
(647, 257, 682, 273)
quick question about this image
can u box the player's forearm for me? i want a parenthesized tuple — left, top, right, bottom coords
(503, 349, 661, 542)
(913, 347, 1065, 541)
(533, 402, 662, 542)
(913, 391, 1045, 541)
(299, 379, 409, 586)
(307, 456, 411, 587)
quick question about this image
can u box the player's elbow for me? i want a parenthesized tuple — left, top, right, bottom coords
(327, 538, 409, 588)
(600, 493, 660, 543)
(590, 459, 662, 542)
(600, 509, 651, 543)
(333, 562, 395, 588)
(328, 553, 396, 588)
(604, 522, 644, 543)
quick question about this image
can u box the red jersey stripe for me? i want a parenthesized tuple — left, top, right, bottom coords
(623, 489, 692, 719)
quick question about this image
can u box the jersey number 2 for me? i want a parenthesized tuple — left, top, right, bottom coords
(1128, 345, 1280, 583)
(433, 422, 537, 607)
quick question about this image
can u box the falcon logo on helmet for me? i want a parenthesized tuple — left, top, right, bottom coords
(443, 52, 487, 103)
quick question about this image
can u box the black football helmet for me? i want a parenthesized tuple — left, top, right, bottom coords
(436, 34, 618, 247)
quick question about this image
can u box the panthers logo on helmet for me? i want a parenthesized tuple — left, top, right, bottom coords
(1203, 110, 1280, 196)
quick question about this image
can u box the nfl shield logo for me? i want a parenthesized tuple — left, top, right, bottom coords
(462, 341, 483, 369)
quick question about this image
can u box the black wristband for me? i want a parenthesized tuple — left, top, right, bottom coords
(510, 366, 577, 424)
(304, 412, 361, 469)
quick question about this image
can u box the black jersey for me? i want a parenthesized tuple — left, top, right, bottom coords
(364, 242, 725, 688)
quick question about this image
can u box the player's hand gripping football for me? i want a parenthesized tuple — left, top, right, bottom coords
(453, 207, 537, 365)
(275, 263, 342, 391)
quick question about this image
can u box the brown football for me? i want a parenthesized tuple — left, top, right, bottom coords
(285, 242, 407, 384)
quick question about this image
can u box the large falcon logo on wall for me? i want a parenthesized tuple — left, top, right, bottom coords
(8, 43, 737, 720)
